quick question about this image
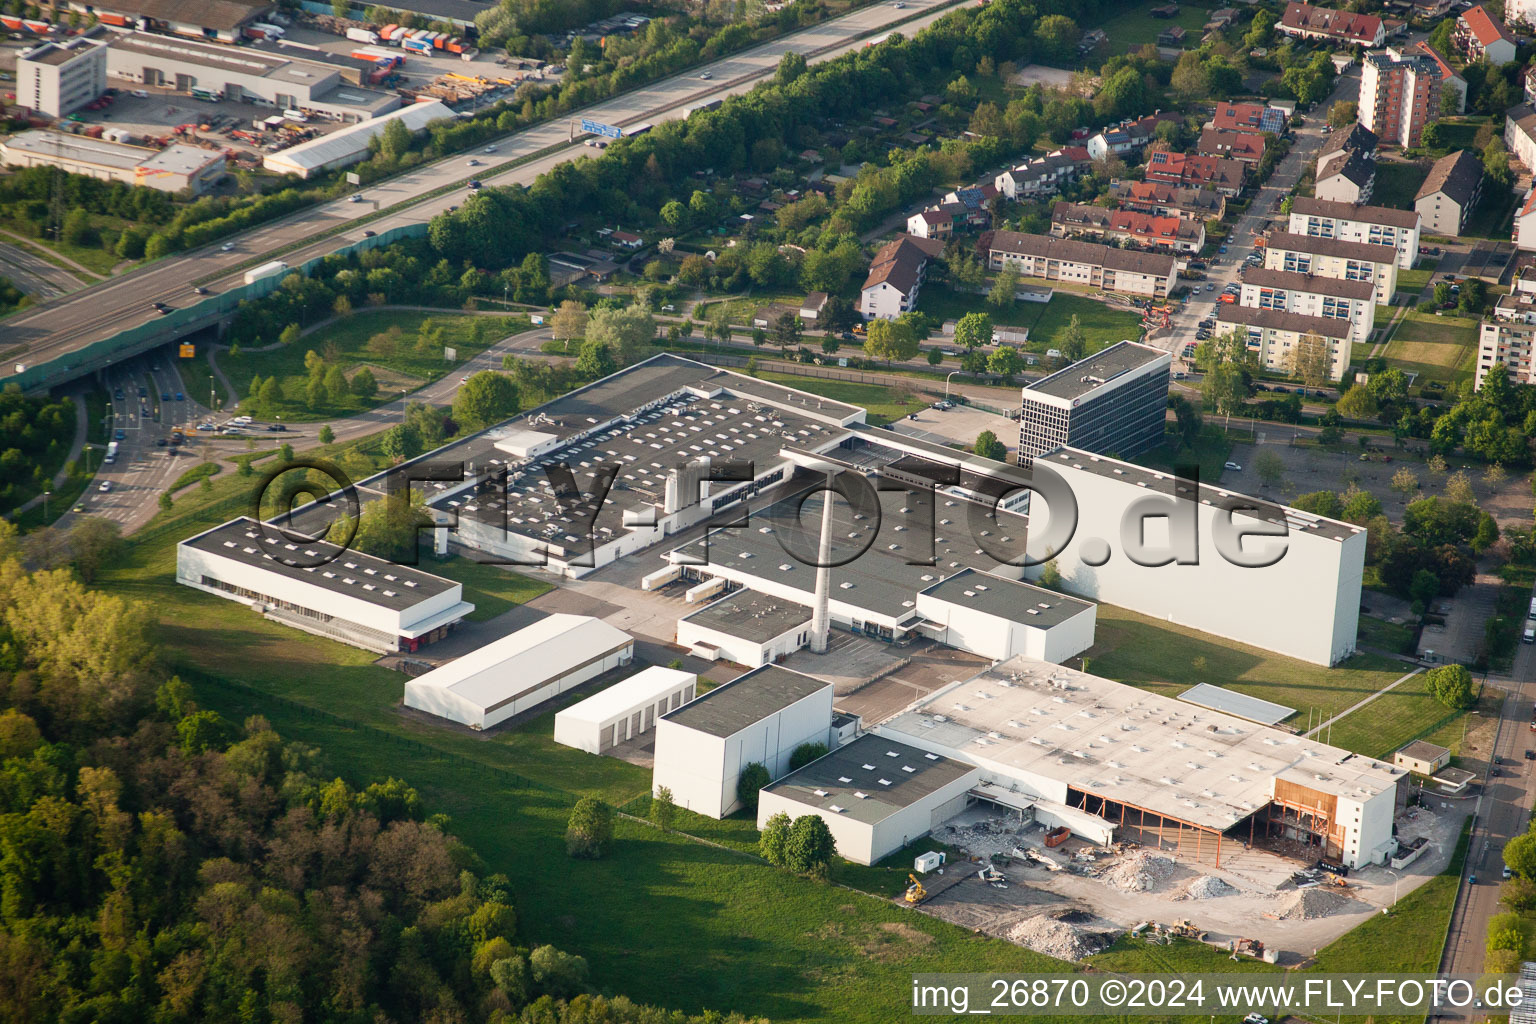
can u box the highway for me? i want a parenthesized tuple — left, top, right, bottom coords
(0, 0, 961, 389)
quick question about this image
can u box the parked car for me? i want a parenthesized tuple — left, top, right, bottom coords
(114, 429, 125, 440)
(484, 145, 496, 153)
(221, 242, 234, 252)
(1218, 245, 1228, 254)
(1224, 461, 1242, 471)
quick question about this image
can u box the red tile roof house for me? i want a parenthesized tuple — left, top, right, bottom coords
(1453, 4, 1516, 66)
(1144, 151, 1247, 196)
(609, 231, 643, 249)
(1198, 127, 1266, 164)
(1278, 2, 1386, 47)
(906, 206, 955, 239)
(1210, 101, 1286, 135)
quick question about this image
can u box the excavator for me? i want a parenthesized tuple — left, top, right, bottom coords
(904, 874, 929, 905)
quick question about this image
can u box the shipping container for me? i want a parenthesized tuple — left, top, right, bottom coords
(432, 31, 447, 48)
(0, 15, 24, 29)
(379, 23, 398, 39)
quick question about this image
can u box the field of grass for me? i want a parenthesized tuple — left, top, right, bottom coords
(756, 371, 929, 425)
(918, 286, 1143, 356)
(1382, 311, 1479, 384)
(1357, 613, 1415, 654)
(1374, 161, 1431, 212)
(693, 290, 811, 326)
(1086, 604, 1413, 731)
(1464, 181, 1519, 240)
(1099, 1, 1215, 55)
(435, 555, 553, 621)
(1320, 668, 1464, 759)
(218, 310, 532, 422)
(1395, 261, 1438, 297)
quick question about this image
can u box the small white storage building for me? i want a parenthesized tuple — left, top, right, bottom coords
(403, 614, 633, 730)
(914, 568, 1097, 663)
(652, 665, 834, 818)
(553, 666, 697, 754)
(756, 734, 980, 865)
(675, 590, 812, 667)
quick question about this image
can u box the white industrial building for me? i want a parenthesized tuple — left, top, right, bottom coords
(176, 516, 474, 652)
(263, 99, 451, 177)
(433, 354, 865, 579)
(17, 35, 107, 118)
(652, 665, 835, 818)
(403, 614, 634, 731)
(880, 657, 1408, 869)
(676, 590, 812, 667)
(0, 129, 225, 194)
(106, 31, 399, 122)
(756, 734, 981, 865)
(1024, 449, 1366, 666)
(553, 665, 697, 754)
(914, 569, 1096, 663)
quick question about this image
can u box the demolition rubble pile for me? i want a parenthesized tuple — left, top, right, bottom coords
(1101, 851, 1175, 892)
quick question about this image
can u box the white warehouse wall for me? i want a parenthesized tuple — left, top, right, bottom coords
(754, 774, 978, 866)
(913, 595, 1097, 664)
(1024, 455, 1366, 665)
(674, 618, 808, 667)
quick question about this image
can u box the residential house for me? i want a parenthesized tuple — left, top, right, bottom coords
(1316, 150, 1377, 203)
(906, 206, 955, 239)
(1262, 230, 1400, 304)
(1514, 189, 1536, 251)
(1215, 305, 1354, 380)
(1157, 25, 1187, 46)
(940, 183, 997, 229)
(1475, 267, 1536, 388)
(610, 230, 643, 249)
(1278, 2, 1386, 47)
(986, 231, 1179, 298)
(859, 233, 944, 321)
(1453, 5, 1516, 65)
(1507, 104, 1536, 171)
(1107, 179, 1226, 220)
(1414, 149, 1484, 234)
(1210, 102, 1287, 135)
(992, 147, 1091, 199)
(1050, 202, 1207, 252)
(1085, 112, 1181, 162)
(1359, 50, 1442, 147)
(1144, 150, 1246, 195)
(1286, 197, 1421, 269)
(1512, 0, 1536, 29)
(1198, 127, 1267, 164)
(1317, 123, 1379, 180)
(1407, 0, 1456, 18)
(1239, 267, 1378, 345)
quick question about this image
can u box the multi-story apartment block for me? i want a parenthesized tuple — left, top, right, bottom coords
(986, 231, 1178, 299)
(1287, 197, 1421, 270)
(1415, 149, 1484, 234)
(1215, 305, 1353, 380)
(859, 234, 944, 321)
(1262, 230, 1399, 304)
(1475, 269, 1536, 389)
(1239, 268, 1378, 345)
(1359, 50, 1443, 147)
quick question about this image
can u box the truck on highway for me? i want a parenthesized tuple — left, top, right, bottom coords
(244, 261, 290, 286)
(346, 27, 380, 44)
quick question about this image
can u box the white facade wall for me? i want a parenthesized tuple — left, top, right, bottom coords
(1238, 282, 1376, 345)
(1509, 113, 1536, 171)
(404, 639, 633, 731)
(652, 685, 835, 818)
(860, 279, 917, 321)
(913, 595, 1097, 664)
(1333, 785, 1400, 868)
(553, 668, 697, 754)
(18, 39, 106, 117)
(755, 773, 978, 866)
(1222, 319, 1351, 380)
(1263, 245, 1398, 305)
(675, 616, 810, 667)
(1022, 455, 1367, 666)
(175, 541, 464, 641)
(1287, 210, 1420, 270)
(1315, 166, 1371, 204)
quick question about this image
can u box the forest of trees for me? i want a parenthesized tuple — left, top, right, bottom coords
(0, 522, 764, 1024)
(0, 385, 75, 516)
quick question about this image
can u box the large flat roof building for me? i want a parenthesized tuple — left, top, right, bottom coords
(1017, 340, 1171, 467)
(176, 516, 474, 653)
(404, 614, 634, 731)
(1025, 448, 1366, 666)
(69, 0, 274, 42)
(880, 656, 1407, 869)
(0, 129, 225, 194)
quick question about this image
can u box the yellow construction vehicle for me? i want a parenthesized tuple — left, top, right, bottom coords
(904, 873, 928, 905)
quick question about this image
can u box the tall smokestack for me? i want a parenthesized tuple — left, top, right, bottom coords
(810, 472, 835, 654)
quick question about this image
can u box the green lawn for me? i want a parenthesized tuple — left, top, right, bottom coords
(1086, 603, 1412, 731)
(918, 286, 1143, 356)
(1098, 1, 1216, 55)
(1395, 261, 1438, 297)
(1374, 161, 1431, 212)
(694, 290, 812, 326)
(757, 371, 929, 425)
(1426, 118, 1485, 153)
(1382, 311, 1479, 384)
(1320, 669, 1464, 759)
(1357, 613, 1415, 655)
(433, 555, 554, 621)
(219, 310, 533, 422)
(1464, 182, 1519, 240)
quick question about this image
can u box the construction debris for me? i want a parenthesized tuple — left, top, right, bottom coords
(1178, 875, 1239, 900)
(1276, 886, 1355, 920)
(1101, 850, 1175, 893)
(1007, 912, 1107, 961)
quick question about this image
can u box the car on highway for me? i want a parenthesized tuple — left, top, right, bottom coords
(194, 286, 208, 295)
(467, 158, 479, 166)
(1224, 461, 1242, 471)
(469, 180, 482, 191)
(349, 194, 363, 203)
(98, 482, 111, 493)
(484, 145, 496, 153)
(174, 392, 184, 401)
(161, 392, 171, 400)
(266, 424, 286, 431)
(699, 71, 713, 79)
(72, 504, 85, 513)
(221, 242, 234, 252)
(114, 429, 125, 440)
(363, 230, 376, 237)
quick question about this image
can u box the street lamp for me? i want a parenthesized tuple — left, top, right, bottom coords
(944, 370, 960, 403)
(82, 445, 93, 474)
(43, 490, 50, 519)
